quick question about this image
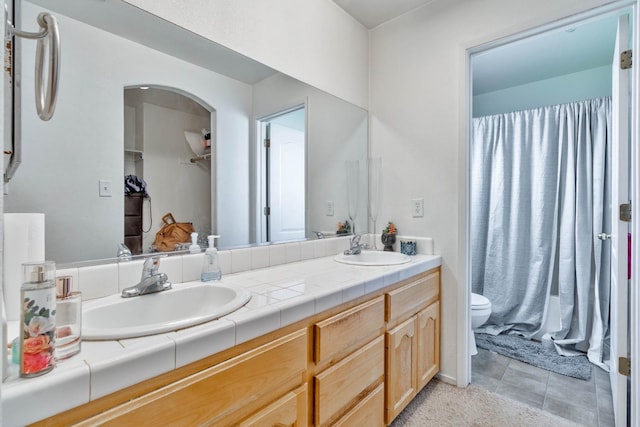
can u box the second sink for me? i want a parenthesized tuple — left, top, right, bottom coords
(334, 251, 411, 266)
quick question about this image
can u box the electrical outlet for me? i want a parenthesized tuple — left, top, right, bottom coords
(99, 179, 112, 197)
(326, 200, 335, 216)
(412, 198, 424, 217)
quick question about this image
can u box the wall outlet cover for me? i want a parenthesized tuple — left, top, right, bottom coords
(412, 198, 424, 217)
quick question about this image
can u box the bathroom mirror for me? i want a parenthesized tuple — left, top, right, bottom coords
(4, 0, 368, 264)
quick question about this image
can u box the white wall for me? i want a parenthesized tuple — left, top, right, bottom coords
(5, 2, 252, 262)
(473, 65, 612, 117)
(253, 73, 368, 238)
(369, 0, 622, 385)
(123, 0, 369, 110)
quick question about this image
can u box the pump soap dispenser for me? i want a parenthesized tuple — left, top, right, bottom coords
(201, 235, 221, 281)
(189, 232, 201, 254)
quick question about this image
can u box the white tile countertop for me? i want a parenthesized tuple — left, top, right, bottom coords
(2, 252, 441, 426)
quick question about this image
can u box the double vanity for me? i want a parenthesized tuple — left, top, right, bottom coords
(3, 238, 441, 426)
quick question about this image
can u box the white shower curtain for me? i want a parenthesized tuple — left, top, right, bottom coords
(471, 97, 611, 367)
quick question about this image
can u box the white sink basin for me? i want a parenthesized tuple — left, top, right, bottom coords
(334, 251, 411, 266)
(82, 282, 251, 340)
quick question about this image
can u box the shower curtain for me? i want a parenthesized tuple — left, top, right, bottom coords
(471, 97, 611, 367)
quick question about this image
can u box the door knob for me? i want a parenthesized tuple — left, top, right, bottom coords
(597, 233, 611, 240)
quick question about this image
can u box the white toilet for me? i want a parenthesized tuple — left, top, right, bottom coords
(470, 293, 492, 356)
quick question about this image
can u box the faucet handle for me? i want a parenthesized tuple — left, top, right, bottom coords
(141, 254, 166, 279)
(350, 234, 361, 245)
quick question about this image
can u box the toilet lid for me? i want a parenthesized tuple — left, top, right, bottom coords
(471, 293, 491, 309)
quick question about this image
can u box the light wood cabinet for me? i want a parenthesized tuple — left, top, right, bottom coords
(239, 384, 308, 427)
(384, 271, 440, 425)
(417, 301, 440, 390)
(33, 268, 440, 427)
(314, 336, 385, 426)
(385, 316, 418, 423)
(314, 295, 385, 367)
(80, 329, 307, 426)
(333, 383, 385, 427)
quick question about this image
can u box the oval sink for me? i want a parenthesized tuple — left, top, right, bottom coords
(82, 282, 251, 340)
(334, 251, 411, 266)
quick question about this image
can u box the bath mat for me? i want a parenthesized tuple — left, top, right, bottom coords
(475, 333, 592, 380)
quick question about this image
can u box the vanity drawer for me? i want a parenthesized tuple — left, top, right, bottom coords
(313, 296, 385, 366)
(93, 329, 307, 426)
(239, 384, 307, 427)
(314, 335, 384, 426)
(333, 382, 385, 427)
(386, 270, 439, 326)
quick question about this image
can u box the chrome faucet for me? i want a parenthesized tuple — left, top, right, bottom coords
(121, 255, 172, 298)
(344, 234, 368, 255)
(117, 243, 132, 261)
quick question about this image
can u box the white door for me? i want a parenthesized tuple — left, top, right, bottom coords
(269, 121, 306, 242)
(610, 13, 630, 427)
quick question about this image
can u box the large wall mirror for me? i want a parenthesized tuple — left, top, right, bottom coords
(5, 0, 369, 264)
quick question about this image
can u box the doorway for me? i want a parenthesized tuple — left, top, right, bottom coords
(257, 106, 306, 243)
(467, 6, 634, 426)
(124, 86, 215, 254)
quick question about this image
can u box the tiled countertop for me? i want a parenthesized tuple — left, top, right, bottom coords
(2, 253, 441, 426)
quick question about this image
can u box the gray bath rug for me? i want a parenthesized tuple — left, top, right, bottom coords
(475, 333, 592, 380)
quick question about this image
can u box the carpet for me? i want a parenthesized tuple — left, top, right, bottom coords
(475, 333, 592, 380)
(390, 379, 581, 427)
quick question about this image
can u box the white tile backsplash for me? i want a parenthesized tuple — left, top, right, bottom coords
(219, 250, 232, 275)
(117, 259, 145, 292)
(78, 263, 119, 299)
(299, 240, 315, 260)
(158, 255, 183, 284)
(231, 248, 252, 273)
(182, 253, 205, 282)
(269, 244, 287, 266)
(251, 246, 270, 270)
(281, 243, 298, 263)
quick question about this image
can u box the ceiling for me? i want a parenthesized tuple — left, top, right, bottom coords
(332, 0, 623, 95)
(333, 0, 434, 28)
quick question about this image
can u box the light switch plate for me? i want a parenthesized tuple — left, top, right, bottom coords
(99, 179, 112, 197)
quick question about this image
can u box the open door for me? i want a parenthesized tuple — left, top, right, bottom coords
(610, 13, 631, 427)
(258, 106, 306, 243)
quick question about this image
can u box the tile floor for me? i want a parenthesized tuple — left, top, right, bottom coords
(472, 347, 615, 426)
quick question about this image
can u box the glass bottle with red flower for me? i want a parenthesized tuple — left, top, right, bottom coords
(20, 261, 56, 377)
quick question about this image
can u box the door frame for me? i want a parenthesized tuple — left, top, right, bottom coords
(462, 2, 638, 425)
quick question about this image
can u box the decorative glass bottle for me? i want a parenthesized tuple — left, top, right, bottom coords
(55, 276, 82, 360)
(20, 261, 56, 377)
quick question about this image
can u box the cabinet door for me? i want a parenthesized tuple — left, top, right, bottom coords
(385, 316, 417, 424)
(239, 384, 307, 427)
(417, 301, 439, 390)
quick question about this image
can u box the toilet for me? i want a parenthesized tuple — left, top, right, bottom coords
(470, 293, 492, 356)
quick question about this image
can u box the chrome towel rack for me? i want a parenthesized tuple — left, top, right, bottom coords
(8, 11, 60, 121)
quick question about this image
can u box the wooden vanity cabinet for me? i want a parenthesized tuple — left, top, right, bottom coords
(32, 268, 440, 427)
(384, 270, 440, 425)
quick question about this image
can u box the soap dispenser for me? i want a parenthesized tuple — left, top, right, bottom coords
(201, 235, 221, 282)
(189, 232, 201, 254)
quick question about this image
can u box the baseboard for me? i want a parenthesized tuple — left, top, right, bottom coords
(435, 372, 457, 386)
